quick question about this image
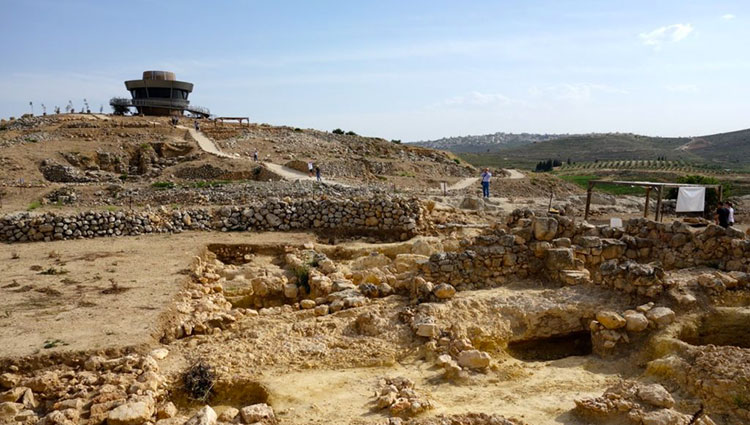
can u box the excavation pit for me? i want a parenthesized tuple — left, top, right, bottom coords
(172, 377, 271, 413)
(678, 309, 750, 348)
(207, 243, 288, 265)
(507, 331, 593, 361)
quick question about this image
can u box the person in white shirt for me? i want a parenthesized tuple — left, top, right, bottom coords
(480, 168, 492, 198)
(308, 161, 314, 177)
(728, 201, 735, 226)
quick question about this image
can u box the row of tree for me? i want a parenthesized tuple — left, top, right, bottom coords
(534, 159, 562, 172)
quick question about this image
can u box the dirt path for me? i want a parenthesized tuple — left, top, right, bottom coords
(178, 125, 234, 158)
(262, 161, 352, 187)
(506, 169, 525, 179)
(448, 177, 479, 191)
(176, 125, 351, 186)
(449, 169, 525, 191)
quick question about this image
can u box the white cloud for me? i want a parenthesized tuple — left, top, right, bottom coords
(528, 83, 627, 103)
(722, 14, 735, 20)
(665, 84, 699, 93)
(639, 23, 694, 48)
(441, 91, 512, 107)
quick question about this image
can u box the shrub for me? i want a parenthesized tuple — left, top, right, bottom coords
(391, 139, 402, 144)
(453, 158, 460, 164)
(332, 128, 345, 135)
(27, 200, 41, 211)
(345, 131, 357, 136)
(293, 264, 311, 293)
(151, 181, 175, 189)
(183, 362, 215, 401)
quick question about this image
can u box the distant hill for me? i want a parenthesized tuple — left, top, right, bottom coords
(412, 132, 570, 153)
(416, 129, 750, 168)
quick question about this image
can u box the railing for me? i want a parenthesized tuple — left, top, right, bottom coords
(108, 97, 210, 117)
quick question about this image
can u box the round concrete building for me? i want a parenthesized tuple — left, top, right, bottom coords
(124, 71, 194, 116)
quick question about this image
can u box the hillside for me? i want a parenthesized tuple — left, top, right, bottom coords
(418, 129, 750, 169)
(0, 114, 474, 189)
(413, 132, 569, 153)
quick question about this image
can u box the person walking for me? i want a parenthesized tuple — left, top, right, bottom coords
(253, 150, 259, 162)
(315, 166, 322, 182)
(480, 168, 492, 198)
(194, 120, 200, 131)
(728, 201, 735, 226)
(308, 160, 314, 177)
(716, 202, 731, 228)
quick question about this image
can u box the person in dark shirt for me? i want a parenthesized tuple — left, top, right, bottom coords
(716, 202, 730, 228)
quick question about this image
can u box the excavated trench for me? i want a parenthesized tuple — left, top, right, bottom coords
(506, 331, 593, 361)
(171, 377, 271, 413)
(678, 308, 750, 348)
(206, 243, 287, 265)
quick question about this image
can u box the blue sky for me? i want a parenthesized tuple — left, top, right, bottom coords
(1, 1, 749, 141)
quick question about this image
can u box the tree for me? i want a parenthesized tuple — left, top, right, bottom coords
(332, 128, 344, 134)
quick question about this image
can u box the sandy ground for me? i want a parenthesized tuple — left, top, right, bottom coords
(261, 356, 623, 425)
(0, 231, 317, 359)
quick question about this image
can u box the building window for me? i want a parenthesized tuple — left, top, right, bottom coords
(132, 88, 148, 99)
(172, 89, 188, 99)
(148, 88, 172, 99)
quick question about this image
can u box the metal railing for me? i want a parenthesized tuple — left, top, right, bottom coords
(108, 97, 210, 117)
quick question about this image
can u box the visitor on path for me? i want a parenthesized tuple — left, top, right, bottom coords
(253, 150, 259, 162)
(480, 168, 492, 198)
(308, 160, 314, 177)
(728, 201, 735, 226)
(716, 202, 730, 228)
(194, 120, 200, 131)
(315, 166, 321, 182)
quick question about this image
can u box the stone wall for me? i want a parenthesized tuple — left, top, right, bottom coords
(421, 209, 750, 297)
(0, 197, 423, 243)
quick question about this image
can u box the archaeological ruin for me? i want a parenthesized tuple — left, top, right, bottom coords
(0, 112, 748, 425)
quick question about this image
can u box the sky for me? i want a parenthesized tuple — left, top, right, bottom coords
(1, 0, 749, 141)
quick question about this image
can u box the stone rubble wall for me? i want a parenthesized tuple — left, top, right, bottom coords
(0, 197, 423, 243)
(422, 209, 750, 297)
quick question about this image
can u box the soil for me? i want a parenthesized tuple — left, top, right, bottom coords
(0, 232, 314, 360)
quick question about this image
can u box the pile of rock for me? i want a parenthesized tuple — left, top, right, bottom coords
(39, 159, 98, 183)
(405, 308, 492, 378)
(0, 350, 172, 425)
(589, 304, 675, 355)
(42, 187, 78, 205)
(374, 377, 433, 418)
(574, 380, 716, 425)
(695, 270, 750, 293)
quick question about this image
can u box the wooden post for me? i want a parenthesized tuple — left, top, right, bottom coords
(644, 187, 652, 218)
(718, 185, 723, 203)
(584, 182, 594, 221)
(655, 186, 663, 222)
